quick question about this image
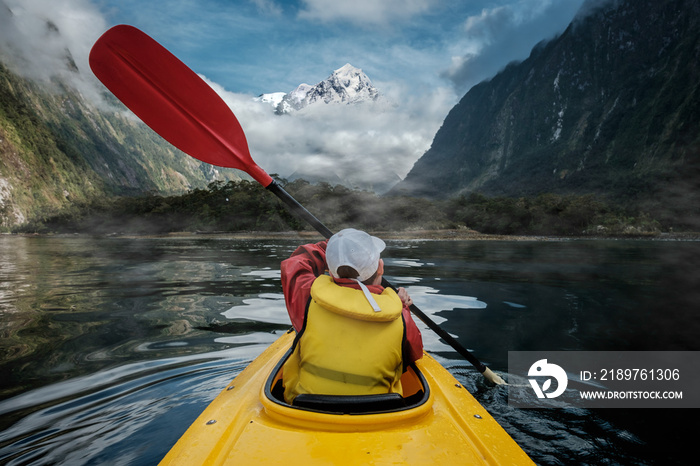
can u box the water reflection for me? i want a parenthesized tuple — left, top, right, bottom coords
(0, 236, 698, 465)
(0, 236, 295, 401)
(221, 293, 288, 324)
(0, 341, 275, 465)
(408, 285, 487, 312)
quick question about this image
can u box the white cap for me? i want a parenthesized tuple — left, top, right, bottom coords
(326, 228, 385, 282)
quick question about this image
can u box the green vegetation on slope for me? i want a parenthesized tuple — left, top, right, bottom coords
(0, 61, 242, 230)
(0, 63, 103, 227)
(16, 179, 668, 237)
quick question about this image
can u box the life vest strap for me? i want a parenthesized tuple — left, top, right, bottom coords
(301, 361, 401, 388)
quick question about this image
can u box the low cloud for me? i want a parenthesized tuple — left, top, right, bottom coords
(203, 76, 454, 188)
(0, 0, 107, 102)
(1, 0, 455, 192)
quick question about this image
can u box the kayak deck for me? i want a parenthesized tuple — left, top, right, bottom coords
(159, 330, 534, 465)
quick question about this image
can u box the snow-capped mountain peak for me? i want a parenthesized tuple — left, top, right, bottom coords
(257, 92, 285, 106)
(289, 83, 313, 104)
(257, 64, 379, 114)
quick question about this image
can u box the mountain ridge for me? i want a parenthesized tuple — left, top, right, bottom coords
(256, 63, 395, 192)
(258, 63, 380, 114)
(393, 0, 700, 227)
(0, 51, 241, 228)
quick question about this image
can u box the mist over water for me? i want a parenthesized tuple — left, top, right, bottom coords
(0, 235, 697, 465)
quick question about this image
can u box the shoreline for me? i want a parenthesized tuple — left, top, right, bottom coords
(194, 229, 700, 242)
(7, 229, 699, 241)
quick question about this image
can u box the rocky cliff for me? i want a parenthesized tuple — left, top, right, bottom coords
(394, 0, 700, 219)
(0, 62, 240, 228)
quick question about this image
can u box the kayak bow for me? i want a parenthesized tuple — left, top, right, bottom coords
(159, 331, 533, 465)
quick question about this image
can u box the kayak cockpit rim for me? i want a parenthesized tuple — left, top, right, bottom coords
(263, 334, 431, 416)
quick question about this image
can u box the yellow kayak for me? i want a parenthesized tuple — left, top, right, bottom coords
(160, 330, 534, 465)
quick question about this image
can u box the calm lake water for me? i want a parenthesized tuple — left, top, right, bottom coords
(1, 234, 698, 465)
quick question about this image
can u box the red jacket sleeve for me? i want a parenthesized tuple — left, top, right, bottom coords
(402, 307, 424, 364)
(280, 240, 328, 332)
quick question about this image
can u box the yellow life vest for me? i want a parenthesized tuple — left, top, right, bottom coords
(283, 275, 405, 403)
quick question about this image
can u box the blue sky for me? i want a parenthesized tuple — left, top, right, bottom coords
(96, 0, 587, 96)
(1, 0, 590, 184)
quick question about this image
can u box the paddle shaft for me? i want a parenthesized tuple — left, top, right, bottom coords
(402, 300, 488, 372)
(267, 181, 502, 380)
(267, 181, 332, 238)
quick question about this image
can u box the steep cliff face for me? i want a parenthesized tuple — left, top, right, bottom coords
(0, 0, 248, 228)
(395, 0, 700, 207)
(0, 62, 241, 228)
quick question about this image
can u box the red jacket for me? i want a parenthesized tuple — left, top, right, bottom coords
(281, 240, 423, 365)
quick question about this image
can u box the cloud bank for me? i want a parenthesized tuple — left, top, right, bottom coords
(0, 0, 592, 193)
(203, 76, 454, 187)
(0, 0, 455, 191)
(0, 0, 107, 102)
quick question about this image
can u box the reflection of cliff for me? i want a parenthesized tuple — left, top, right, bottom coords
(0, 236, 287, 400)
(0, 237, 58, 366)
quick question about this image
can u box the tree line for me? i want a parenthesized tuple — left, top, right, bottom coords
(15, 178, 664, 236)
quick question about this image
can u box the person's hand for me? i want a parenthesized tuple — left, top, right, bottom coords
(397, 287, 413, 307)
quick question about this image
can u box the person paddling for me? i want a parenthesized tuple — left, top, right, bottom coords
(280, 228, 423, 404)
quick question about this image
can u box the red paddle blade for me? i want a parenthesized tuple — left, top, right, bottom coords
(88, 25, 272, 187)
